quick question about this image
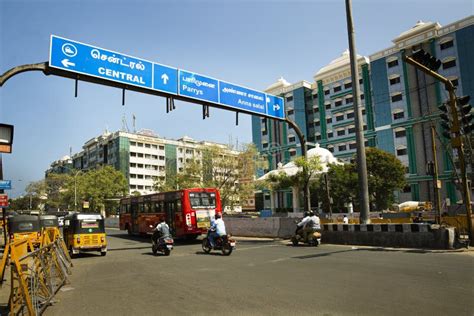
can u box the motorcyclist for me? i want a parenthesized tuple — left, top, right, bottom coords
(297, 211, 320, 241)
(296, 211, 311, 237)
(152, 217, 170, 244)
(208, 213, 226, 248)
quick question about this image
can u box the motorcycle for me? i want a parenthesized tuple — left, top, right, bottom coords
(291, 222, 321, 247)
(150, 225, 174, 256)
(202, 232, 236, 256)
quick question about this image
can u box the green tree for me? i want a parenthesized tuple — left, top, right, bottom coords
(77, 166, 128, 214)
(363, 147, 407, 211)
(316, 147, 406, 212)
(315, 163, 357, 213)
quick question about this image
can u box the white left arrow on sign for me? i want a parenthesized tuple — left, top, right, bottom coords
(61, 59, 75, 68)
(161, 73, 169, 84)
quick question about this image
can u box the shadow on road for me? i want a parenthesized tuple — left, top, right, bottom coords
(195, 251, 223, 256)
(109, 233, 202, 245)
(292, 246, 465, 259)
(108, 246, 150, 252)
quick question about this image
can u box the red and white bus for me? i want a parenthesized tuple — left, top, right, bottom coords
(119, 188, 221, 239)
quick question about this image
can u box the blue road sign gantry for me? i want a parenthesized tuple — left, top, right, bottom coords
(49, 35, 285, 120)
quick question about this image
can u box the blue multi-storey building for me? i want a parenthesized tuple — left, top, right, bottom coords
(253, 15, 474, 211)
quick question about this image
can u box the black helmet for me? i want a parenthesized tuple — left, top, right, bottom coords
(215, 213, 222, 219)
(308, 211, 314, 216)
(304, 211, 310, 217)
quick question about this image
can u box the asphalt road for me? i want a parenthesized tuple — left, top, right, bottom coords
(42, 229, 473, 316)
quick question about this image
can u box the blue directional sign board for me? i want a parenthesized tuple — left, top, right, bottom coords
(219, 81, 266, 115)
(50, 35, 153, 89)
(0, 180, 11, 190)
(178, 70, 219, 103)
(49, 35, 285, 120)
(153, 63, 178, 94)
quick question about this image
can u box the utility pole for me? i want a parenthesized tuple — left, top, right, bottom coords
(345, 0, 370, 223)
(430, 125, 442, 224)
(285, 118, 310, 213)
(324, 173, 333, 219)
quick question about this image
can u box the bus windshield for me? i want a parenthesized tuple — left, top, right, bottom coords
(189, 192, 216, 208)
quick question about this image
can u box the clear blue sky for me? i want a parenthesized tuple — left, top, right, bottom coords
(1, 0, 472, 197)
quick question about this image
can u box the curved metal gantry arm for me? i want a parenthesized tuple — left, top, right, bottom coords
(0, 62, 49, 87)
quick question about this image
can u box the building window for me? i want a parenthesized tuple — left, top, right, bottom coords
(335, 100, 343, 107)
(130, 141, 136, 146)
(326, 117, 332, 124)
(287, 109, 294, 115)
(288, 136, 296, 143)
(442, 58, 456, 70)
(393, 111, 405, 120)
(338, 144, 347, 151)
(314, 107, 319, 113)
(286, 96, 293, 102)
(315, 120, 321, 127)
(349, 142, 357, 149)
(348, 127, 356, 134)
(262, 143, 268, 148)
(313, 93, 318, 99)
(145, 144, 151, 148)
(316, 134, 322, 141)
(396, 147, 407, 156)
(130, 163, 136, 168)
(391, 93, 403, 102)
(336, 115, 344, 122)
(389, 76, 401, 85)
(344, 82, 352, 89)
(337, 129, 345, 136)
(395, 129, 406, 138)
(325, 103, 331, 110)
(289, 150, 296, 157)
(363, 124, 367, 131)
(159, 156, 165, 160)
(360, 94, 365, 100)
(347, 111, 354, 119)
(387, 59, 399, 68)
(324, 89, 330, 95)
(130, 152, 136, 157)
(328, 146, 334, 153)
(345, 97, 353, 104)
(137, 142, 143, 147)
(327, 131, 333, 138)
(333, 85, 342, 93)
(262, 130, 268, 136)
(159, 145, 165, 150)
(440, 39, 454, 50)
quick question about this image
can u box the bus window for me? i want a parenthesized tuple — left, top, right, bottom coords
(144, 202, 150, 213)
(189, 192, 216, 208)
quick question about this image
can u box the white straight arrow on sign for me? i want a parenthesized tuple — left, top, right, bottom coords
(161, 73, 169, 84)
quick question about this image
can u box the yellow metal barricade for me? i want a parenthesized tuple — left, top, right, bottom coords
(2, 227, 72, 315)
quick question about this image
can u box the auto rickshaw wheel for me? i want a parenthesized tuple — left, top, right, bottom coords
(101, 251, 107, 256)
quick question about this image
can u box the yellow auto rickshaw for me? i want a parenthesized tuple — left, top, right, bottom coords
(7, 214, 41, 246)
(63, 213, 107, 257)
(39, 214, 59, 229)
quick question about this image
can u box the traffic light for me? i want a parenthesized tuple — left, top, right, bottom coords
(410, 49, 442, 71)
(438, 101, 451, 139)
(457, 95, 473, 134)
